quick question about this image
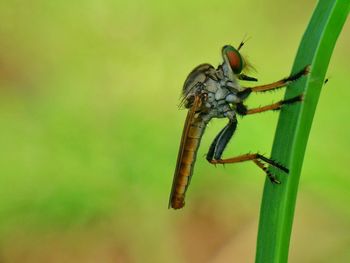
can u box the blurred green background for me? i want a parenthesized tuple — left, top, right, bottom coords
(0, 0, 349, 262)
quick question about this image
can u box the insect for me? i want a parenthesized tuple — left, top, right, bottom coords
(169, 42, 310, 209)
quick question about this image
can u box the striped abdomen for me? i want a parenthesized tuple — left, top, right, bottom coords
(169, 111, 207, 209)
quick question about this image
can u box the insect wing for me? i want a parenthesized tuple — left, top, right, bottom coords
(180, 63, 215, 108)
(169, 95, 203, 209)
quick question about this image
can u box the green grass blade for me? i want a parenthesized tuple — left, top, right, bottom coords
(255, 1, 350, 262)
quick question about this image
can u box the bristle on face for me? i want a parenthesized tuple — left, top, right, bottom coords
(241, 55, 256, 74)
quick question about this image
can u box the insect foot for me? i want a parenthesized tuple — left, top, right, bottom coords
(267, 170, 281, 184)
(281, 94, 304, 106)
(256, 154, 289, 174)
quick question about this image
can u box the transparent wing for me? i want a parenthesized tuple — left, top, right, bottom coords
(169, 95, 205, 209)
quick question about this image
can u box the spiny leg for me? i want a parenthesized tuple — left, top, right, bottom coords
(208, 153, 288, 183)
(206, 121, 288, 183)
(236, 94, 303, 116)
(240, 65, 310, 95)
(206, 119, 237, 161)
(253, 159, 280, 184)
(209, 153, 288, 172)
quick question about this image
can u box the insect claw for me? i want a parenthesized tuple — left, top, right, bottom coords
(272, 178, 281, 184)
(266, 169, 281, 184)
(303, 65, 311, 75)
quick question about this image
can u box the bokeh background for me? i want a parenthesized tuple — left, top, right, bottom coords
(0, 0, 349, 262)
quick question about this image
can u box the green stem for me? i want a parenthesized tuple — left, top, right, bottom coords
(255, 1, 350, 262)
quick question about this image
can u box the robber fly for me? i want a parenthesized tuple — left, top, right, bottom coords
(169, 42, 310, 209)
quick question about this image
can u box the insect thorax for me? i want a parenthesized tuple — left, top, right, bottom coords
(199, 67, 242, 122)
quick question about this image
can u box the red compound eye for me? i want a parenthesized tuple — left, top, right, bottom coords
(223, 45, 243, 74)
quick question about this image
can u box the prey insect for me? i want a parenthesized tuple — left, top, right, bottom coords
(169, 42, 310, 209)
